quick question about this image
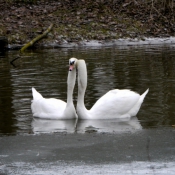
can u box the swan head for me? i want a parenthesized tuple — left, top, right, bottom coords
(69, 57, 78, 71)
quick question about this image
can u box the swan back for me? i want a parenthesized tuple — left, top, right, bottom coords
(90, 89, 140, 119)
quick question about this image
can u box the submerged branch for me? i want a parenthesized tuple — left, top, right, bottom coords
(10, 55, 20, 67)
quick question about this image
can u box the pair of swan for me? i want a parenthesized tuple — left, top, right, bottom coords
(31, 58, 149, 119)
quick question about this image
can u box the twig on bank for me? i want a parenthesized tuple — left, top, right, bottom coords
(20, 23, 53, 53)
(10, 24, 53, 67)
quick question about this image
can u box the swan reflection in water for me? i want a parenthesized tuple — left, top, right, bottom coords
(31, 118, 77, 134)
(31, 116, 142, 134)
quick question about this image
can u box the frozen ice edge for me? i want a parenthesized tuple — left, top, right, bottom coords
(47, 37, 175, 48)
(8, 37, 175, 50)
(1, 161, 175, 175)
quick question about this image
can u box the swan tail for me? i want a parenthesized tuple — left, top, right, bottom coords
(32, 87, 43, 101)
(140, 88, 149, 103)
(129, 88, 149, 117)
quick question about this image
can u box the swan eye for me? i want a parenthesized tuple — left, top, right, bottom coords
(70, 60, 75, 65)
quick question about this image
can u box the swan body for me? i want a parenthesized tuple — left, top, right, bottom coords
(31, 58, 78, 119)
(75, 59, 149, 119)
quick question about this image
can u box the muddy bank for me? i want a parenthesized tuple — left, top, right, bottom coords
(1, 0, 175, 49)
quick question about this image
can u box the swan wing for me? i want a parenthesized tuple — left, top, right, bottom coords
(31, 97, 66, 119)
(90, 89, 141, 119)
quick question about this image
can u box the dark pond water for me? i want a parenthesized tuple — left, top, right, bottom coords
(1, 45, 175, 135)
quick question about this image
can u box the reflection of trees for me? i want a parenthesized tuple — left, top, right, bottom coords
(0, 57, 17, 134)
(145, 48, 175, 127)
(161, 52, 175, 126)
(85, 47, 148, 110)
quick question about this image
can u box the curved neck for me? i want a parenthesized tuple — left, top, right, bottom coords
(77, 60, 87, 109)
(67, 68, 76, 105)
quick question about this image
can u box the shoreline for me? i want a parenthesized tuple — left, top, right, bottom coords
(7, 37, 175, 50)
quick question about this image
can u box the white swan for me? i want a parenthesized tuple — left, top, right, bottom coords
(72, 58, 149, 119)
(31, 58, 78, 119)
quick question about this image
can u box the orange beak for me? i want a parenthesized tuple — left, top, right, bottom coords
(69, 65, 74, 71)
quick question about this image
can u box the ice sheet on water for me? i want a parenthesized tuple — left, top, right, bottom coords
(38, 37, 175, 49)
(1, 161, 175, 175)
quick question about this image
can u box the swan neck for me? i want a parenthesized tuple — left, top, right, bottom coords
(67, 68, 76, 105)
(77, 60, 87, 108)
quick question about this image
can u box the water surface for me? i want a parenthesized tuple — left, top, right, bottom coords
(1, 45, 175, 135)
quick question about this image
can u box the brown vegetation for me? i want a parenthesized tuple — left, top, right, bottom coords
(0, 0, 175, 47)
